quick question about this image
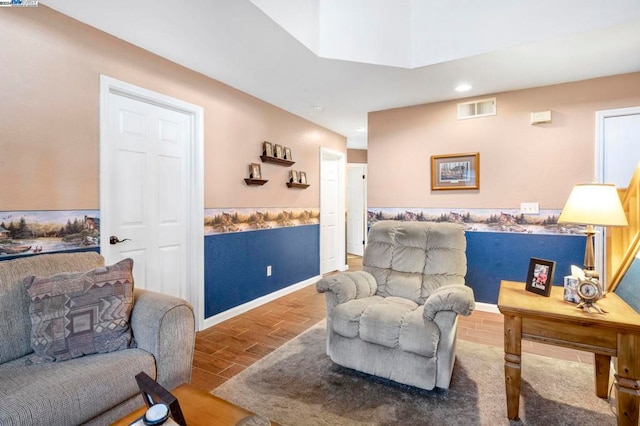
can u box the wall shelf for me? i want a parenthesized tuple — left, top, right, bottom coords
(261, 155, 295, 167)
(245, 178, 268, 186)
(287, 182, 310, 189)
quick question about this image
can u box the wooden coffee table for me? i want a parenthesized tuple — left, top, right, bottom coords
(112, 383, 278, 426)
(498, 280, 640, 426)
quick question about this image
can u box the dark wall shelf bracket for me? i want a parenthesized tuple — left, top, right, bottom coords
(287, 182, 310, 189)
(261, 155, 295, 167)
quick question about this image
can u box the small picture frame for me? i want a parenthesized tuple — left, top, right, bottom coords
(431, 152, 479, 191)
(284, 147, 292, 161)
(563, 275, 580, 303)
(274, 144, 283, 159)
(250, 163, 262, 179)
(135, 372, 186, 426)
(263, 141, 274, 157)
(525, 258, 556, 297)
(299, 171, 307, 184)
(290, 170, 299, 183)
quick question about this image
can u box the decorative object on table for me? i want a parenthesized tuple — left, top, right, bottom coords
(134, 372, 186, 426)
(262, 141, 273, 157)
(558, 183, 628, 313)
(289, 170, 298, 183)
(284, 147, 292, 161)
(299, 171, 307, 184)
(563, 275, 580, 303)
(274, 144, 283, 159)
(570, 265, 606, 314)
(431, 152, 479, 191)
(525, 257, 555, 297)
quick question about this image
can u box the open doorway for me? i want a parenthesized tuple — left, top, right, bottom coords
(347, 163, 367, 256)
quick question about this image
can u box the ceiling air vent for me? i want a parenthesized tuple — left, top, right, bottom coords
(457, 97, 496, 120)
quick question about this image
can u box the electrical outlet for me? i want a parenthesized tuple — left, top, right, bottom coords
(267, 265, 272, 276)
(520, 202, 539, 214)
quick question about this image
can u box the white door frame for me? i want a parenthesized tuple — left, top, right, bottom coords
(347, 163, 368, 255)
(594, 105, 640, 282)
(320, 147, 347, 273)
(99, 75, 205, 330)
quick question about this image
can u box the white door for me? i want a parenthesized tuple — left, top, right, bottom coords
(100, 76, 204, 328)
(320, 148, 346, 274)
(347, 164, 366, 256)
(595, 106, 640, 279)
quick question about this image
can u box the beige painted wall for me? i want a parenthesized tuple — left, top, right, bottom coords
(368, 73, 640, 210)
(0, 6, 345, 211)
(347, 149, 368, 164)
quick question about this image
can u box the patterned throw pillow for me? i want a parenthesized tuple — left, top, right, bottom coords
(24, 258, 135, 363)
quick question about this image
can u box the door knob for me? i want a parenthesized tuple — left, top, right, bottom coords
(109, 236, 131, 245)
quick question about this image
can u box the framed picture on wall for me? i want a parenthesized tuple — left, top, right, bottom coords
(263, 141, 274, 157)
(525, 257, 556, 297)
(274, 144, 283, 159)
(284, 147, 292, 161)
(290, 170, 299, 183)
(299, 171, 307, 184)
(431, 152, 479, 190)
(250, 163, 262, 179)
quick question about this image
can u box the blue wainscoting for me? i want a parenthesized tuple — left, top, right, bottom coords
(204, 224, 320, 318)
(465, 232, 585, 304)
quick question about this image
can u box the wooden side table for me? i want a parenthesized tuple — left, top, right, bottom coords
(498, 280, 640, 426)
(112, 384, 278, 426)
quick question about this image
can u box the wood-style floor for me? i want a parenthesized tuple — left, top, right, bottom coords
(190, 255, 593, 393)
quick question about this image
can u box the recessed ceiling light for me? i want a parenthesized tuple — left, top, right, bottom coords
(313, 105, 324, 111)
(356, 127, 367, 133)
(455, 84, 472, 92)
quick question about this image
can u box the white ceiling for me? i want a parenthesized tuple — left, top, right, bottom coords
(42, 0, 640, 149)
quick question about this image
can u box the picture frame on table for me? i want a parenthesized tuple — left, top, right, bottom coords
(525, 257, 556, 297)
(563, 276, 580, 303)
(250, 163, 262, 179)
(274, 144, 283, 159)
(134, 372, 186, 426)
(263, 141, 274, 157)
(299, 171, 307, 184)
(431, 152, 479, 191)
(284, 147, 292, 161)
(290, 170, 299, 183)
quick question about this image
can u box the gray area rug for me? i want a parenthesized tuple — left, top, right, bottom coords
(212, 322, 616, 425)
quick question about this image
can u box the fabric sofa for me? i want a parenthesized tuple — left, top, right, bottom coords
(316, 221, 475, 390)
(0, 252, 195, 425)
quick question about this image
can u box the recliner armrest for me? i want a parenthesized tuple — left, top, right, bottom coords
(316, 271, 378, 304)
(423, 284, 475, 320)
(130, 289, 195, 390)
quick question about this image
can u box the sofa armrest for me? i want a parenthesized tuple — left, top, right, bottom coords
(423, 284, 475, 320)
(316, 271, 378, 304)
(131, 289, 195, 390)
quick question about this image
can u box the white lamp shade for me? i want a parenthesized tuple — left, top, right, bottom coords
(558, 183, 628, 226)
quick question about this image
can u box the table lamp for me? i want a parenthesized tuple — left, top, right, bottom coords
(558, 183, 628, 312)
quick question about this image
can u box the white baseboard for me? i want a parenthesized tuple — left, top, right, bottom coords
(475, 302, 500, 314)
(202, 275, 322, 330)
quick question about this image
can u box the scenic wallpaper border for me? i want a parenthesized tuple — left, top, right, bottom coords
(0, 206, 582, 260)
(205, 208, 320, 235)
(368, 208, 584, 235)
(0, 210, 100, 259)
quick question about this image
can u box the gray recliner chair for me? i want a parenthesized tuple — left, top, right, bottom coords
(316, 220, 475, 390)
